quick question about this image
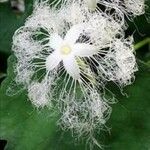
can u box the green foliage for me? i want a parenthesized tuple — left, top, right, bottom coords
(105, 64, 150, 150)
(0, 1, 33, 55)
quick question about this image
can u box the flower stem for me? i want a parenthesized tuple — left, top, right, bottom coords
(134, 38, 150, 67)
(137, 59, 150, 67)
(134, 38, 150, 51)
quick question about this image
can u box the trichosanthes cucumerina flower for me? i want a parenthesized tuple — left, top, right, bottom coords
(45, 24, 98, 80)
(10, 0, 144, 148)
(12, 1, 128, 103)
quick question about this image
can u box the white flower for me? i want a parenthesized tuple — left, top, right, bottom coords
(12, 0, 138, 107)
(11, 0, 144, 147)
(113, 38, 138, 86)
(124, 0, 145, 15)
(28, 80, 51, 107)
(101, 0, 145, 16)
(64, 0, 145, 19)
(46, 24, 97, 80)
(58, 88, 112, 148)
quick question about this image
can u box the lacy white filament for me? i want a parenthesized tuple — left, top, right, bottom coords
(11, 0, 144, 148)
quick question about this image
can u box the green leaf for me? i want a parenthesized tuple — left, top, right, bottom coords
(0, 1, 33, 55)
(104, 64, 150, 150)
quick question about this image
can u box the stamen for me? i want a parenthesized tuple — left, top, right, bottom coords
(60, 45, 72, 55)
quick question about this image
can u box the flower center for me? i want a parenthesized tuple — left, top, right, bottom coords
(60, 45, 72, 55)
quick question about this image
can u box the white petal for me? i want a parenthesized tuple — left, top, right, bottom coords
(46, 52, 62, 71)
(73, 43, 98, 57)
(50, 33, 63, 50)
(64, 24, 85, 44)
(87, 0, 97, 10)
(63, 56, 80, 80)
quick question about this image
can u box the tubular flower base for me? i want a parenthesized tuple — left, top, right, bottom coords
(11, 0, 145, 148)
